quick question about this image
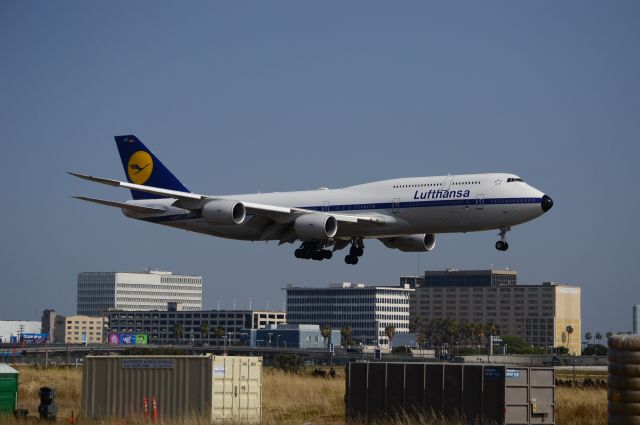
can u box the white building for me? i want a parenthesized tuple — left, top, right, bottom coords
(0, 321, 41, 343)
(285, 282, 413, 346)
(77, 270, 203, 316)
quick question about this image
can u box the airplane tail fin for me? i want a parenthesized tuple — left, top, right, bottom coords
(114, 135, 190, 200)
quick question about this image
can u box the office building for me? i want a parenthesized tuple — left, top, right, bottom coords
(0, 321, 41, 343)
(634, 305, 640, 335)
(77, 270, 202, 316)
(240, 324, 341, 349)
(285, 282, 413, 346)
(424, 268, 517, 287)
(62, 315, 107, 344)
(41, 309, 57, 337)
(400, 276, 424, 324)
(106, 308, 286, 345)
(414, 269, 581, 354)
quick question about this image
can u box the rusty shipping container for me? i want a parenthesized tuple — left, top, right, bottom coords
(83, 355, 261, 422)
(345, 362, 555, 425)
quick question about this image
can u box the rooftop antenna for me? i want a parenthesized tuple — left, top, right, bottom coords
(249, 297, 252, 309)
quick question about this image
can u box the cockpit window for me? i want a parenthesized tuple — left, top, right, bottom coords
(507, 178, 523, 183)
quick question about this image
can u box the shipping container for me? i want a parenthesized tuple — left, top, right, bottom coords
(345, 362, 555, 425)
(0, 364, 19, 416)
(83, 355, 261, 422)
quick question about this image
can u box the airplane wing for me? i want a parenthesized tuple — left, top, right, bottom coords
(68, 172, 387, 224)
(71, 196, 167, 214)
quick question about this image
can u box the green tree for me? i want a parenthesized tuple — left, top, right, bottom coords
(409, 317, 422, 333)
(595, 332, 603, 346)
(582, 344, 608, 356)
(565, 325, 574, 353)
(273, 354, 303, 374)
(340, 327, 353, 347)
(320, 325, 332, 348)
(585, 332, 592, 346)
(214, 325, 225, 347)
(173, 322, 184, 343)
(554, 346, 569, 355)
(384, 325, 396, 348)
(199, 322, 210, 344)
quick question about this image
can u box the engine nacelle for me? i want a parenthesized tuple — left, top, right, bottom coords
(381, 233, 437, 252)
(294, 214, 338, 240)
(202, 199, 246, 225)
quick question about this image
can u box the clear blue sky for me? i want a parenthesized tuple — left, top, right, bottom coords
(1, 2, 638, 335)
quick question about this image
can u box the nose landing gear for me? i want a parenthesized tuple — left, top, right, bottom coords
(495, 226, 510, 251)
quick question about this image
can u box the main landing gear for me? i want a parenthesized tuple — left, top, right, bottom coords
(345, 239, 364, 265)
(495, 226, 510, 251)
(294, 242, 333, 261)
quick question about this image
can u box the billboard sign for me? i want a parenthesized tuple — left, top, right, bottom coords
(20, 333, 49, 344)
(107, 333, 148, 345)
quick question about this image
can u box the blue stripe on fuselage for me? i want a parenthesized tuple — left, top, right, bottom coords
(139, 197, 542, 223)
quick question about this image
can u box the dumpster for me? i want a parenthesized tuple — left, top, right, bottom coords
(345, 362, 555, 424)
(0, 364, 19, 416)
(83, 355, 262, 422)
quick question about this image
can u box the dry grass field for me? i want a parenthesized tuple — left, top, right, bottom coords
(0, 366, 606, 424)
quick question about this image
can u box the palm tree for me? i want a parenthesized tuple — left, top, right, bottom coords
(340, 327, 353, 347)
(409, 317, 422, 333)
(416, 329, 426, 349)
(585, 332, 592, 347)
(606, 331, 613, 340)
(214, 325, 225, 347)
(320, 325, 332, 348)
(384, 325, 396, 348)
(566, 325, 574, 353)
(595, 332, 603, 346)
(173, 322, 184, 343)
(199, 322, 210, 345)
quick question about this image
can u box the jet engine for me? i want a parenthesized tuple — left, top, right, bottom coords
(380, 233, 437, 252)
(202, 199, 246, 225)
(294, 214, 338, 240)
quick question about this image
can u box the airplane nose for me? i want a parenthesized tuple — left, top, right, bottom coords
(541, 195, 553, 212)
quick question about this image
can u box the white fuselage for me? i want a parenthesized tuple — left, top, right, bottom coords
(128, 173, 548, 242)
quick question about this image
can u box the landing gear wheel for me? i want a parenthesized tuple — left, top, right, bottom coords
(311, 251, 324, 261)
(323, 250, 333, 260)
(345, 255, 358, 265)
(294, 249, 303, 258)
(495, 241, 509, 251)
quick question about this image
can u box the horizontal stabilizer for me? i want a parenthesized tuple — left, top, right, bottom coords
(68, 172, 204, 200)
(72, 196, 167, 214)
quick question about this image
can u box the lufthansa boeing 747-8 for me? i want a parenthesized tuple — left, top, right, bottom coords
(70, 135, 553, 265)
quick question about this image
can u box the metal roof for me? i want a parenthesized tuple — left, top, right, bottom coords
(0, 364, 18, 374)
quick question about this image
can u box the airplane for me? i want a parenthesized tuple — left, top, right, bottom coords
(70, 135, 553, 265)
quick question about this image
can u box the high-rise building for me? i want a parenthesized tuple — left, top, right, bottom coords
(634, 305, 640, 335)
(77, 270, 202, 316)
(413, 269, 582, 354)
(285, 282, 414, 346)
